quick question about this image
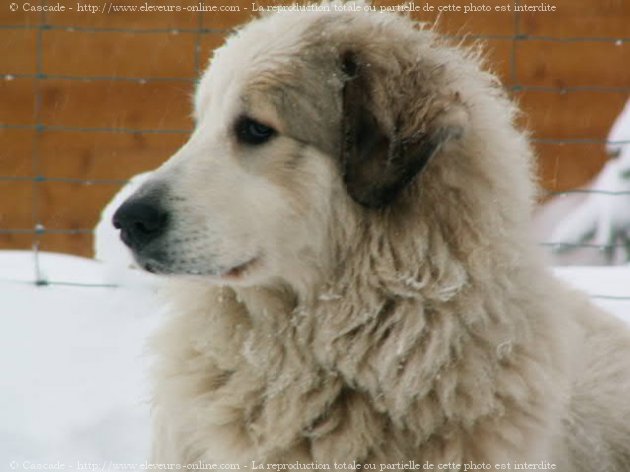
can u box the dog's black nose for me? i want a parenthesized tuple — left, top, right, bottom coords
(112, 198, 168, 250)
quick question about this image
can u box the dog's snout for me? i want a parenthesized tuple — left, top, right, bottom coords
(112, 198, 169, 250)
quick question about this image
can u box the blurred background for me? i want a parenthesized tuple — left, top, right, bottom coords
(1, 0, 629, 259)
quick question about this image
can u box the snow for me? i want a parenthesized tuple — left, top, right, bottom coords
(534, 98, 630, 266)
(554, 266, 630, 324)
(0, 251, 163, 464)
(607, 98, 630, 156)
(548, 156, 630, 259)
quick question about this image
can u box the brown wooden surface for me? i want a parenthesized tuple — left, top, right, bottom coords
(1, 0, 629, 257)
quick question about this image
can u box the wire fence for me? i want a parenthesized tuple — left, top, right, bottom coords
(0, 1, 629, 299)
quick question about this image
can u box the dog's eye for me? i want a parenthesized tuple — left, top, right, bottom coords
(235, 116, 276, 145)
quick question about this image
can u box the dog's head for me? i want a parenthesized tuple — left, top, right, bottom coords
(112, 8, 470, 288)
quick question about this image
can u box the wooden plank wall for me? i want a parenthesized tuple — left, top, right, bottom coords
(1, 0, 629, 257)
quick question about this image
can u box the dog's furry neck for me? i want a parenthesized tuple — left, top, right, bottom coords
(220, 206, 558, 462)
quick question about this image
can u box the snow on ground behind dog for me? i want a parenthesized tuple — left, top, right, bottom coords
(0, 245, 628, 462)
(0, 251, 164, 463)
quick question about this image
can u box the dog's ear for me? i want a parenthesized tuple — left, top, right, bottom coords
(340, 52, 465, 209)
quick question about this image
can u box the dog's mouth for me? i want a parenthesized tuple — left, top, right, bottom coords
(221, 256, 260, 280)
(139, 255, 260, 281)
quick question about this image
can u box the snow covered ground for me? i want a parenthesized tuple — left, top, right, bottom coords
(0, 251, 163, 464)
(555, 265, 630, 323)
(0, 249, 628, 465)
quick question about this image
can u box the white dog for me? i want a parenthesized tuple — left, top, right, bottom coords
(113, 4, 630, 470)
